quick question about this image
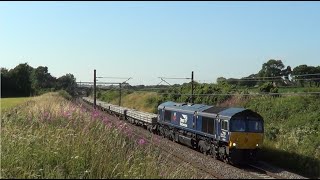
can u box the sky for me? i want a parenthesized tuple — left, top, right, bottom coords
(1, 2, 320, 85)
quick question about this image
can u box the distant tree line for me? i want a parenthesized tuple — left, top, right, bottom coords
(133, 59, 320, 105)
(216, 59, 320, 88)
(1, 63, 77, 97)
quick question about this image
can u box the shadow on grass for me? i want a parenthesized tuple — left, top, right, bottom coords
(257, 146, 320, 178)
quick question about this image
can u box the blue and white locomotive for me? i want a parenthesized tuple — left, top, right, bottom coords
(157, 101, 264, 164)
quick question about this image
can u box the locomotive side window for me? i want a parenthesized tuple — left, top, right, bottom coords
(164, 110, 172, 122)
(202, 117, 215, 135)
(208, 118, 214, 134)
(221, 120, 228, 131)
(202, 117, 208, 133)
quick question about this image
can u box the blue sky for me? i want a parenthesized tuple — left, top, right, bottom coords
(1, 2, 320, 85)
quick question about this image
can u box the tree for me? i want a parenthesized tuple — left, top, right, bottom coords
(56, 73, 77, 96)
(258, 59, 285, 77)
(1, 68, 12, 97)
(292, 65, 320, 87)
(9, 63, 34, 97)
(226, 78, 239, 86)
(257, 59, 286, 86)
(31, 66, 56, 94)
(216, 77, 227, 84)
(238, 74, 258, 87)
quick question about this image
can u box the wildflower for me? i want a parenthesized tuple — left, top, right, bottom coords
(138, 138, 146, 145)
(105, 123, 113, 129)
(123, 126, 133, 137)
(91, 110, 100, 119)
(63, 109, 73, 119)
(102, 117, 109, 124)
(74, 156, 79, 159)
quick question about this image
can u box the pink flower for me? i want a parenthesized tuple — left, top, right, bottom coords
(64, 111, 71, 118)
(91, 110, 100, 119)
(123, 126, 133, 137)
(138, 138, 146, 145)
(102, 117, 111, 125)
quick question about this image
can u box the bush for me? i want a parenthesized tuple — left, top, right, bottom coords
(265, 127, 280, 141)
(259, 82, 278, 93)
(58, 90, 72, 100)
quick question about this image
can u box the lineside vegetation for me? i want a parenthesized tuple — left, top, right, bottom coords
(1, 92, 201, 179)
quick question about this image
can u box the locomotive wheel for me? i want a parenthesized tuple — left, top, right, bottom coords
(160, 128, 165, 138)
(203, 149, 208, 156)
(223, 156, 230, 164)
(210, 148, 217, 159)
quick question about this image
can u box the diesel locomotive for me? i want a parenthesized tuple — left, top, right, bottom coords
(82, 97, 264, 164)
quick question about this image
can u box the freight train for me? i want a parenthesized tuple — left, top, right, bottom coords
(82, 97, 264, 165)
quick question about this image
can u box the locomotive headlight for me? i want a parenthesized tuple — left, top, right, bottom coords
(256, 144, 259, 147)
(232, 143, 237, 147)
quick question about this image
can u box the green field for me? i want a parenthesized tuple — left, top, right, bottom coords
(1, 97, 33, 111)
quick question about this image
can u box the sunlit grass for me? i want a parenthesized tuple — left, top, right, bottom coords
(110, 92, 159, 113)
(1, 92, 200, 179)
(1, 97, 33, 111)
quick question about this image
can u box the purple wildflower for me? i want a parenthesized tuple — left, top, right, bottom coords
(91, 110, 100, 119)
(105, 122, 113, 129)
(62, 110, 72, 119)
(138, 138, 146, 145)
(123, 126, 133, 137)
(102, 117, 109, 124)
(43, 111, 52, 121)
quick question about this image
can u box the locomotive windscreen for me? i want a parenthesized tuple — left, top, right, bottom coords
(230, 118, 263, 133)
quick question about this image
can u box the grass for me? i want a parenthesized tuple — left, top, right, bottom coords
(1, 92, 201, 179)
(110, 92, 159, 113)
(1, 97, 32, 111)
(242, 95, 320, 178)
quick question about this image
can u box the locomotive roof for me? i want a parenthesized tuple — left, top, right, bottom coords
(158, 102, 261, 119)
(158, 101, 213, 112)
(218, 108, 247, 117)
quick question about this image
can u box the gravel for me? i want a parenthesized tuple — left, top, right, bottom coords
(253, 161, 309, 179)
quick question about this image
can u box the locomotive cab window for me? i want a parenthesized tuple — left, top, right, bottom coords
(164, 110, 172, 122)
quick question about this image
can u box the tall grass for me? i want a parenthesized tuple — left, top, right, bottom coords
(1, 93, 200, 179)
(242, 95, 320, 178)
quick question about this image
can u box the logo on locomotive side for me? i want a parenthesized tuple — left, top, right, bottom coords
(180, 114, 188, 127)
